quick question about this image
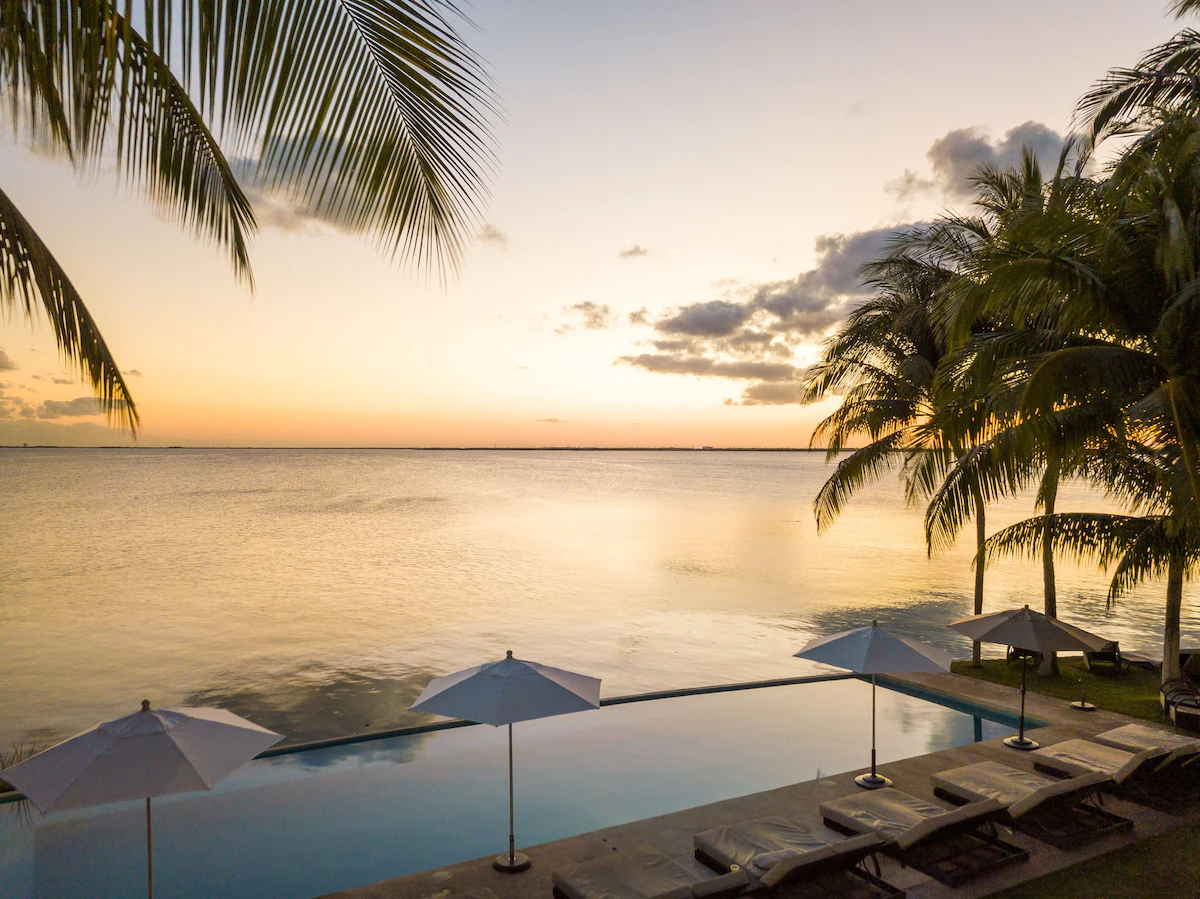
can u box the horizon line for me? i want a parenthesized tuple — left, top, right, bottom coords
(0, 444, 839, 452)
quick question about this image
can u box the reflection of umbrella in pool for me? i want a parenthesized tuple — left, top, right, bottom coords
(2, 700, 282, 899)
(410, 650, 601, 872)
(949, 605, 1107, 750)
(795, 621, 951, 789)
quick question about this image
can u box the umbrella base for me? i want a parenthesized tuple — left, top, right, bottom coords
(493, 852, 531, 873)
(1069, 701, 1097, 712)
(1004, 735, 1040, 751)
(855, 773, 892, 789)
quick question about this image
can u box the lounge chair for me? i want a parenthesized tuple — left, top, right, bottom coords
(930, 760, 1130, 850)
(1162, 680, 1200, 732)
(552, 846, 749, 899)
(819, 788, 1027, 887)
(1029, 739, 1179, 808)
(693, 817, 903, 898)
(1084, 641, 1129, 674)
(1091, 723, 1200, 759)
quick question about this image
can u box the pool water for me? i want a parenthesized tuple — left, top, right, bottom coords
(0, 680, 1018, 899)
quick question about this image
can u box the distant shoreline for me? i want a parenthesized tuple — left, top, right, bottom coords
(0, 445, 833, 452)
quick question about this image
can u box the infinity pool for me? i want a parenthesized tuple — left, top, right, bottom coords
(0, 680, 1020, 899)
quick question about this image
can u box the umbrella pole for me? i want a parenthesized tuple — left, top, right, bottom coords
(854, 675, 892, 789)
(146, 797, 153, 899)
(493, 723, 531, 873)
(1004, 653, 1040, 750)
(1019, 655, 1026, 741)
(508, 720, 513, 864)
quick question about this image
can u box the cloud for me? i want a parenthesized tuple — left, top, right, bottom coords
(619, 354, 802, 381)
(0, 382, 36, 420)
(618, 245, 650, 259)
(0, 418, 134, 446)
(478, 223, 508, 248)
(37, 397, 104, 419)
(536, 417, 566, 423)
(657, 300, 750, 337)
(887, 121, 1066, 201)
(617, 225, 910, 403)
(124, 369, 142, 378)
(562, 301, 618, 331)
(0, 348, 17, 371)
(727, 381, 807, 406)
(32, 372, 77, 385)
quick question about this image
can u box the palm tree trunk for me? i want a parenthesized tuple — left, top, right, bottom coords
(972, 486, 985, 667)
(1168, 380, 1200, 516)
(1038, 466, 1059, 676)
(1164, 552, 1184, 686)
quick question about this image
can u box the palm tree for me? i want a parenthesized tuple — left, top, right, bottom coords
(1077, 1, 1200, 144)
(945, 113, 1200, 683)
(915, 147, 1095, 674)
(1, 0, 496, 432)
(800, 250, 995, 662)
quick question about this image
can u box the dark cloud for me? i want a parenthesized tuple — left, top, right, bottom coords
(618, 245, 650, 259)
(727, 381, 806, 406)
(477, 223, 508, 248)
(617, 354, 801, 382)
(888, 121, 1066, 201)
(657, 300, 750, 337)
(617, 225, 909, 403)
(124, 369, 142, 378)
(536, 417, 566, 423)
(563, 301, 618, 331)
(0, 348, 16, 372)
(37, 397, 104, 419)
(628, 307, 650, 326)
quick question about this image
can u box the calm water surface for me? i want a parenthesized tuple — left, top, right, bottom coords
(2, 448, 1197, 747)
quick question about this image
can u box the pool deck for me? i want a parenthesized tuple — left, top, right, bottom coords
(323, 672, 1200, 899)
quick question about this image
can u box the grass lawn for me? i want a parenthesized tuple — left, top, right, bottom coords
(986, 824, 1200, 898)
(957, 657, 1197, 898)
(950, 657, 1166, 722)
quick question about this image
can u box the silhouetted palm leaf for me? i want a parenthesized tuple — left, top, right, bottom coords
(0, 187, 137, 432)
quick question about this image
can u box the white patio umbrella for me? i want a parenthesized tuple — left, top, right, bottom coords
(1, 700, 282, 899)
(410, 650, 601, 872)
(949, 605, 1108, 750)
(795, 621, 951, 789)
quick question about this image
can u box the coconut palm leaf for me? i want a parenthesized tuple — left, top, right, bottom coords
(0, 186, 137, 432)
(1077, 30, 1200, 143)
(812, 431, 906, 533)
(2, 2, 257, 280)
(176, 0, 496, 272)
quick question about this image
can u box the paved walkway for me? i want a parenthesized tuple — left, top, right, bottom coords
(323, 672, 1199, 899)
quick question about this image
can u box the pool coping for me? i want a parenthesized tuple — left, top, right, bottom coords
(322, 671, 1199, 899)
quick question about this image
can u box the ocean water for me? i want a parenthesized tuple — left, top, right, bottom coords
(2, 448, 1196, 748)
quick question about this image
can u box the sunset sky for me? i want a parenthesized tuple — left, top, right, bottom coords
(0, 1, 1182, 447)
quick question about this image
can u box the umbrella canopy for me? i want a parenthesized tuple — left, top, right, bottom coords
(794, 621, 953, 674)
(2, 702, 283, 814)
(795, 622, 950, 789)
(410, 651, 601, 874)
(948, 606, 1108, 654)
(411, 652, 601, 724)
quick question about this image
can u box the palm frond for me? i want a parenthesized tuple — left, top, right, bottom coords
(180, 0, 498, 274)
(0, 186, 138, 432)
(813, 431, 905, 532)
(1076, 30, 1200, 142)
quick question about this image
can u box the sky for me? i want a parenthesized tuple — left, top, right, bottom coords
(0, 1, 1185, 447)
